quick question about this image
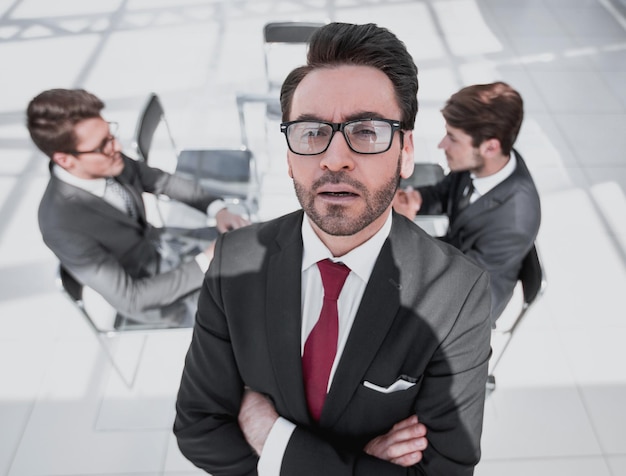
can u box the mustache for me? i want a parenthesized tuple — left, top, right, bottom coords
(312, 172, 367, 193)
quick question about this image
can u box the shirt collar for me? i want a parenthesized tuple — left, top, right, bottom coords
(471, 151, 517, 198)
(53, 164, 108, 197)
(301, 212, 392, 283)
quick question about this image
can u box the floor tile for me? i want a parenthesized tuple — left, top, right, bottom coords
(538, 187, 626, 329)
(490, 326, 576, 388)
(487, 4, 566, 38)
(0, 340, 52, 476)
(8, 339, 171, 475)
(509, 36, 593, 72)
(606, 454, 626, 476)
(559, 328, 626, 386)
(552, 114, 626, 167)
(0, 401, 33, 476)
(97, 330, 192, 431)
(529, 71, 624, 113)
(481, 387, 602, 460)
(554, 4, 626, 39)
(163, 433, 207, 474)
(580, 384, 626, 454)
(476, 455, 612, 476)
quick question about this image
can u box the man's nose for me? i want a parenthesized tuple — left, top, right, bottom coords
(320, 132, 355, 171)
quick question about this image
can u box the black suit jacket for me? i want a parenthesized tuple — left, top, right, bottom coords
(174, 210, 492, 475)
(38, 154, 221, 317)
(417, 151, 541, 321)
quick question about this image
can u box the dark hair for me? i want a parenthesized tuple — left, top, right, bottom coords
(280, 22, 418, 130)
(26, 88, 105, 158)
(441, 82, 523, 156)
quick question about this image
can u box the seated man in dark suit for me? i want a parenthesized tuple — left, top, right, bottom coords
(27, 88, 249, 326)
(175, 22, 492, 475)
(394, 82, 541, 323)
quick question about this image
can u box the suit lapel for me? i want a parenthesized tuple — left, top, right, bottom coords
(451, 151, 529, 234)
(322, 226, 402, 426)
(450, 168, 519, 235)
(265, 212, 312, 423)
(54, 177, 144, 229)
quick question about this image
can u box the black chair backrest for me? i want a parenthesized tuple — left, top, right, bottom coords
(400, 163, 445, 189)
(519, 245, 543, 305)
(176, 148, 252, 182)
(263, 22, 323, 44)
(135, 93, 164, 162)
(59, 265, 82, 302)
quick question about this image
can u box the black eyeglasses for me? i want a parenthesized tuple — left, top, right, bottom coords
(68, 122, 118, 156)
(280, 118, 402, 156)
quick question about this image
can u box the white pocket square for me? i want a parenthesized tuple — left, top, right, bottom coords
(363, 377, 416, 394)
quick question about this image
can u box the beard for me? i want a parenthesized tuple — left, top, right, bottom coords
(293, 156, 402, 236)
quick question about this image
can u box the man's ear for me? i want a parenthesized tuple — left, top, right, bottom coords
(52, 152, 73, 169)
(399, 131, 415, 179)
(479, 138, 501, 158)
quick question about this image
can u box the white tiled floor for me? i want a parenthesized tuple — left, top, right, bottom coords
(1, 1, 625, 475)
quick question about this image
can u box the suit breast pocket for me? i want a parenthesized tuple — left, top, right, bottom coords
(339, 375, 423, 437)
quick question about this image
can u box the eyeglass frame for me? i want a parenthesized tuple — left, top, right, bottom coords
(280, 118, 403, 156)
(66, 121, 119, 156)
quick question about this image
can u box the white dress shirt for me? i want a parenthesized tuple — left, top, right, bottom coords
(468, 151, 517, 204)
(258, 212, 393, 475)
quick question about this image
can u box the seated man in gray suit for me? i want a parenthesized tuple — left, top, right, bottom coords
(394, 82, 541, 323)
(175, 22, 492, 475)
(27, 88, 249, 326)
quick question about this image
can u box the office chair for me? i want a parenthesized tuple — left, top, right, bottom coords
(56, 264, 190, 387)
(400, 162, 445, 189)
(487, 244, 547, 393)
(134, 92, 260, 221)
(236, 21, 324, 149)
(263, 22, 325, 94)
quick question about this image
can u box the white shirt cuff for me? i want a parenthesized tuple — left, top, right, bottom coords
(194, 252, 211, 273)
(206, 199, 226, 219)
(257, 417, 296, 476)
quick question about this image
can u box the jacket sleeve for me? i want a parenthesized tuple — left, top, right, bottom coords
(129, 157, 222, 213)
(46, 226, 204, 317)
(417, 175, 453, 216)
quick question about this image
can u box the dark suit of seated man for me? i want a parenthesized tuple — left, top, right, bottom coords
(174, 22, 492, 475)
(28, 88, 249, 326)
(394, 82, 541, 324)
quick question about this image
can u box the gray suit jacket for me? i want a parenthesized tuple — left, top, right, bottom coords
(38, 154, 221, 317)
(174, 210, 492, 475)
(417, 151, 541, 321)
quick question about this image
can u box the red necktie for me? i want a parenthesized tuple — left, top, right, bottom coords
(302, 259, 351, 421)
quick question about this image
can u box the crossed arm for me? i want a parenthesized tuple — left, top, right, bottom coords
(238, 389, 428, 468)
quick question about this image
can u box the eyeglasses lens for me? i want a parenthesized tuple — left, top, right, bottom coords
(286, 120, 393, 155)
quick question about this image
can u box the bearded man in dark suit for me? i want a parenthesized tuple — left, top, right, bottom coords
(175, 22, 492, 475)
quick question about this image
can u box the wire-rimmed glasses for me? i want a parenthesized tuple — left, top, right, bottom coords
(68, 122, 118, 156)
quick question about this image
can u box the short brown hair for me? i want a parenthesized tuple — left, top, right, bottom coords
(441, 82, 523, 156)
(280, 22, 418, 130)
(26, 88, 104, 158)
